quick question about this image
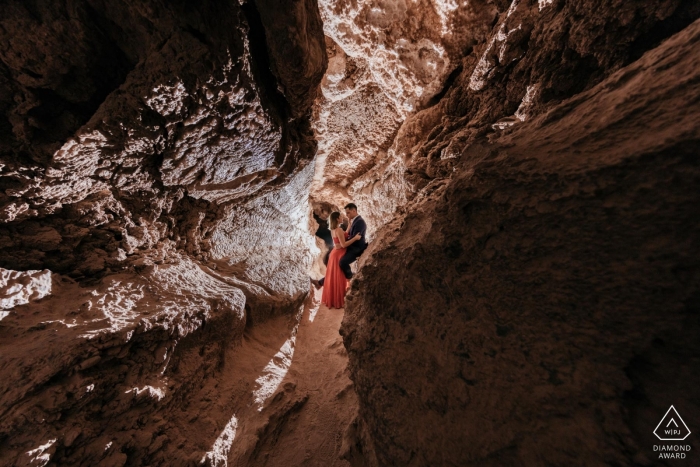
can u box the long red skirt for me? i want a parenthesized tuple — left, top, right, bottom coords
(321, 247, 349, 309)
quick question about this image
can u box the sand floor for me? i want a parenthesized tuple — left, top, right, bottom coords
(209, 289, 357, 466)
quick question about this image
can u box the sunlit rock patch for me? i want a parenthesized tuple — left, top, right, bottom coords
(310, 0, 500, 233)
(0, 267, 52, 318)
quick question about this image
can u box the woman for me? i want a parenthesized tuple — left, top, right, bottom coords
(322, 211, 361, 309)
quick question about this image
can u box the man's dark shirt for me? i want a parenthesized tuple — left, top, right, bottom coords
(348, 215, 368, 250)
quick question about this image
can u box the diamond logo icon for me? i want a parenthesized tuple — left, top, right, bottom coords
(654, 405, 691, 441)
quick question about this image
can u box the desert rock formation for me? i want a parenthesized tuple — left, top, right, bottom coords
(311, 0, 500, 236)
(1, 0, 699, 466)
(342, 2, 700, 466)
(0, 0, 328, 465)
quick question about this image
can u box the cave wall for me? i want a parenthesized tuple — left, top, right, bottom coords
(311, 0, 504, 236)
(0, 0, 327, 465)
(342, 2, 700, 466)
(0, 0, 325, 279)
(396, 0, 700, 185)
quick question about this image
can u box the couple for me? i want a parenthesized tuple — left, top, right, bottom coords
(311, 203, 368, 309)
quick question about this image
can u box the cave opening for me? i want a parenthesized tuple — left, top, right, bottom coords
(1, 0, 699, 466)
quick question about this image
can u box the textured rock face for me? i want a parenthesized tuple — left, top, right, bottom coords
(0, 0, 326, 464)
(342, 5, 700, 467)
(311, 0, 501, 236)
(0, 0, 324, 276)
(397, 0, 700, 186)
(3, 0, 700, 465)
(0, 256, 249, 466)
(0, 267, 51, 314)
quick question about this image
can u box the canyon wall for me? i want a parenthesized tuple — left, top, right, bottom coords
(0, 0, 326, 465)
(311, 0, 504, 236)
(342, 1, 700, 465)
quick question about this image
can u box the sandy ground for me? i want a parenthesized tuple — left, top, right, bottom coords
(210, 289, 357, 467)
(252, 293, 356, 466)
(0, 268, 357, 466)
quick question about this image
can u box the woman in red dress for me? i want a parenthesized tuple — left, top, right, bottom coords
(322, 212, 362, 309)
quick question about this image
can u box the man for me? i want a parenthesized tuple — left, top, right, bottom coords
(312, 203, 368, 289)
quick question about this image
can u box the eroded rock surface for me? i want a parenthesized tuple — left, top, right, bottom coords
(311, 0, 502, 236)
(342, 11, 700, 467)
(3, 0, 700, 465)
(0, 0, 324, 276)
(397, 0, 700, 186)
(0, 267, 51, 315)
(0, 0, 327, 464)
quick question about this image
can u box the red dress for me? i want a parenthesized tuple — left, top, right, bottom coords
(321, 232, 349, 309)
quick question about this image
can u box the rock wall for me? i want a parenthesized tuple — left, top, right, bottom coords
(311, 0, 503, 236)
(397, 0, 700, 185)
(0, 0, 324, 279)
(1, 256, 249, 466)
(0, 0, 327, 324)
(0, 0, 326, 464)
(342, 3, 700, 466)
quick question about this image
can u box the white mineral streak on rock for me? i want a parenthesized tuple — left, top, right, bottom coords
(161, 341, 177, 375)
(201, 415, 238, 467)
(104, 442, 113, 451)
(86, 384, 95, 393)
(515, 84, 539, 121)
(469, 0, 521, 91)
(26, 438, 56, 467)
(41, 319, 79, 328)
(125, 385, 166, 401)
(0, 268, 52, 318)
(539, 0, 554, 11)
(492, 119, 518, 130)
(492, 84, 539, 130)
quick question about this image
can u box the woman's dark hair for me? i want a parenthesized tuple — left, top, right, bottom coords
(329, 211, 341, 229)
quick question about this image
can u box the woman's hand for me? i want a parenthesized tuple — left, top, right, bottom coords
(354, 233, 361, 241)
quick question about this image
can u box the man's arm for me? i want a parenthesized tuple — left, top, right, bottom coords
(355, 217, 367, 239)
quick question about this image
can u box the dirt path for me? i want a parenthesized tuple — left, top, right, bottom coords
(250, 291, 356, 467)
(202, 289, 357, 467)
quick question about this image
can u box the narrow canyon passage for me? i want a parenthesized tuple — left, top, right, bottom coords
(230, 293, 356, 467)
(1, 0, 700, 466)
(197, 291, 356, 467)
